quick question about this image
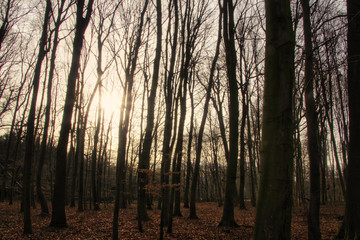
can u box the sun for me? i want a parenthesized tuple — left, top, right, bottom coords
(100, 89, 122, 119)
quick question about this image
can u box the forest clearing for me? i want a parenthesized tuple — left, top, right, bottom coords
(0, 202, 343, 239)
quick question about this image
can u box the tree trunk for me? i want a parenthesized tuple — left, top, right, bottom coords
(23, 0, 51, 233)
(219, 0, 239, 227)
(113, 1, 148, 238)
(337, 0, 360, 238)
(137, 0, 161, 224)
(51, 0, 94, 227)
(159, 2, 179, 239)
(300, 0, 322, 238)
(247, 103, 256, 207)
(90, 85, 101, 211)
(238, 86, 248, 210)
(190, 5, 222, 220)
(183, 80, 194, 209)
(253, 0, 295, 238)
(37, 0, 66, 213)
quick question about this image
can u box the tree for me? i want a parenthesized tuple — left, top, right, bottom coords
(337, 0, 360, 238)
(76, 42, 97, 211)
(189, 2, 222, 220)
(50, 0, 94, 227)
(89, 0, 120, 211)
(253, 0, 295, 238)
(137, 0, 162, 224)
(36, 0, 68, 216)
(300, 0, 321, 238)
(218, 0, 239, 227)
(113, 0, 149, 238)
(183, 77, 195, 209)
(23, 0, 52, 233)
(159, 1, 179, 238)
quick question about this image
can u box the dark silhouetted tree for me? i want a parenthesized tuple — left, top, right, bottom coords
(253, 0, 295, 238)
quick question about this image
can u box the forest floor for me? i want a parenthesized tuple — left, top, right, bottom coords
(0, 201, 343, 239)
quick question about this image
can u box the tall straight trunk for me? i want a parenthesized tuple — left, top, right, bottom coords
(211, 95, 229, 163)
(190, 6, 222, 220)
(137, 0, 161, 223)
(300, 0, 321, 238)
(71, 66, 87, 209)
(78, 75, 101, 211)
(97, 113, 109, 206)
(247, 102, 256, 207)
(71, 103, 82, 208)
(337, 0, 360, 238)
(172, 80, 188, 219)
(219, 0, 239, 227)
(37, 0, 66, 214)
(168, 79, 186, 232)
(212, 132, 223, 207)
(238, 87, 248, 210)
(51, 0, 94, 227)
(169, 0, 206, 228)
(159, 1, 178, 239)
(183, 79, 194, 209)
(253, 0, 295, 238)
(90, 21, 108, 210)
(295, 128, 305, 204)
(113, 1, 149, 239)
(23, 0, 51, 233)
(319, 70, 346, 198)
(320, 125, 328, 204)
(238, 30, 248, 210)
(91, 86, 101, 211)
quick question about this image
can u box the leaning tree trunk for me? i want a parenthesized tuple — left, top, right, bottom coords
(50, 0, 94, 227)
(253, 0, 295, 238)
(137, 0, 161, 223)
(23, 0, 51, 233)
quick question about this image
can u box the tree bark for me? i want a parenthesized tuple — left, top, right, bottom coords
(337, 0, 360, 238)
(253, 0, 295, 238)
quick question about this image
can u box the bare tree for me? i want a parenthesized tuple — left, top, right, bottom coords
(300, 0, 321, 238)
(22, 0, 52, 233)
(218, 0, 239, 227)
(113, 0, 149, 238)
(137, 0, 162, 225)
(189, 1, 222, 221)
(36, 0, 70, 216)
(159, 1, 179, 238)
(50, 0, 94, 228)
